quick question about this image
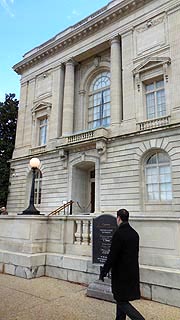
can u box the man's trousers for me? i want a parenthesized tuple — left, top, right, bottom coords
(116, 301, 145, 320)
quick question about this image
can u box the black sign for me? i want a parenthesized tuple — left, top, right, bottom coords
(92, 214, 117, 264)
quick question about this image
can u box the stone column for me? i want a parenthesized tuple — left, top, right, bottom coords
(110, 36, 122, 125)
(62, 59, 75, 135)
(50, 64, 64, 138)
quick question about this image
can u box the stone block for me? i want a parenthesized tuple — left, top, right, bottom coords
(46, 242, 64, 253)
(63, 255, 88, 272)
(36, 265, 45, 277)
(47, 223, 63, 240)
(46, 266, 68, 281)
(65, 243, 91, 257)
(4, 264, 15, 275)
(46, 254, 64, 267)
(16, 266, 27, 278)
(140, 265, 180, 290)
(140, 283, 152, 300)
(0, 221, 30, 240)
(32, 223, 47, 240)
(31, 253, 46, 266)
(67, 269, 96, 284)
(1, 251, 46, 268)
(152, 285, 180, 308)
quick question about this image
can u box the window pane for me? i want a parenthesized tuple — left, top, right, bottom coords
(93, 106, 100, 120)
(146, 92, 155, 119)
(147, 154, 157, 165)
(158, 153, 169, 164)
(92, 72, 110, 91)
(146, 83, 154, 92)
(156, 80, 164, 89)
(157, 89, 166, 117)
(39, 118, 47, 145)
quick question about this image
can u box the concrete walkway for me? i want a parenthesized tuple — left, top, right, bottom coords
(0, 274, 180, 320)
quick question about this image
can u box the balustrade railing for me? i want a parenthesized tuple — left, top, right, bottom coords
(137, 115, 170, 131)
(67, 130, 94, 143)
(74, 217, 92, 246)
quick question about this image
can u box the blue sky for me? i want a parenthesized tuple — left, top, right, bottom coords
(0, 0, 108, 102)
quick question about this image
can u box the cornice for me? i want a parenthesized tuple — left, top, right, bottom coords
(13, 0, 153, 75)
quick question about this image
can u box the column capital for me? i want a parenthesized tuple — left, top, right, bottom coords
(110, 35, 120, 45)
(66, 58, 75, 66)
(79, 89, 86, 95)
(53, 63, 64, 72)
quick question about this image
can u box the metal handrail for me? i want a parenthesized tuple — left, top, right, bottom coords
(48, 200, 74, 216)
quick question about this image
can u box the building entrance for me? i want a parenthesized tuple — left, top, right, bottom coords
(71, 162, 95, 214)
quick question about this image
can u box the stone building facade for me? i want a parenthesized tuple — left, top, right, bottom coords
(3, 0, 180, 307)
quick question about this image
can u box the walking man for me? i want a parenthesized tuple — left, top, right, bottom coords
(99, 208, 145, 320)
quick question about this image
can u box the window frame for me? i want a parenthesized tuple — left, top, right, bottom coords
(144, 151, 172, 203)
(88, 71, 111, 130)
(144, 76, 166, 120)
(38, 116, 48, 146)
(31, 102, 51, 149)
(133, 57, 171, 125)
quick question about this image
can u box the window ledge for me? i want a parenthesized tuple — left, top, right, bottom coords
(144, 200, 172, 205)
(30, 145, 46, 155)
(137, 115, 170, 131)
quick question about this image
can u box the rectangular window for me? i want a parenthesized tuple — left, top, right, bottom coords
(145, 79, 166, 119)
(39, 118, 47, 145)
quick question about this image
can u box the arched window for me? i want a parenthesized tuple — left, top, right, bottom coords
(34, 169, 42, 205)
(145, 152, 172, 201)
(88, 71, 110, 129)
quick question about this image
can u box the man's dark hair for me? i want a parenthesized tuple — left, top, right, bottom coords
(117, 208, 129, 222)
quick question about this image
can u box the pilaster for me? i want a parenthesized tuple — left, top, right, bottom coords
(110, 36, 122, 126)
(62, 59, 75, 136)
(50, 64, 65, 139)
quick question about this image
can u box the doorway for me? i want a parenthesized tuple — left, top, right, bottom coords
(71, 161, 95, 214)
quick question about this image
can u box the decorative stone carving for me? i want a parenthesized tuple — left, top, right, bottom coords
(96, 140, 107, 162)
(59, 149, 68, 168)
(133, 57, 171, 91)
(94, 56, 101, 67)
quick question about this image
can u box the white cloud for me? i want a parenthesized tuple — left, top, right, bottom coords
(0, 0, 15, 17)
(67, 9, 81, 20)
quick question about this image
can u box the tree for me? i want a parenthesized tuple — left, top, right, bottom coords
(0, 93, 19, 206)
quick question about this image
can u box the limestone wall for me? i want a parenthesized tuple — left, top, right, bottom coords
(0, 215, 180, 307)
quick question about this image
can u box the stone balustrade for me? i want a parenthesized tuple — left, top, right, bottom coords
(137, 115, 170, 131)
(67, 130, 95, 143)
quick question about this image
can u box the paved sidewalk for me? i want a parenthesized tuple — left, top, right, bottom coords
(0, 274, 180, 320)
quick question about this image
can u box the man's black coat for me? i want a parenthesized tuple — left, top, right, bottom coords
(101, 221, 141, 302)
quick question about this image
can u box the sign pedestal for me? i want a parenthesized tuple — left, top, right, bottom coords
(87, 278, 115, 302)
(87, 214, 117, 302)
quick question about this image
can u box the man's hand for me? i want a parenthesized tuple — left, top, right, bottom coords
(99, 266, 106, 282)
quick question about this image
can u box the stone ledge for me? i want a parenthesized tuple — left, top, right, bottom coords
(0, 250, 46, 268)
(140, 265, 180, 290)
